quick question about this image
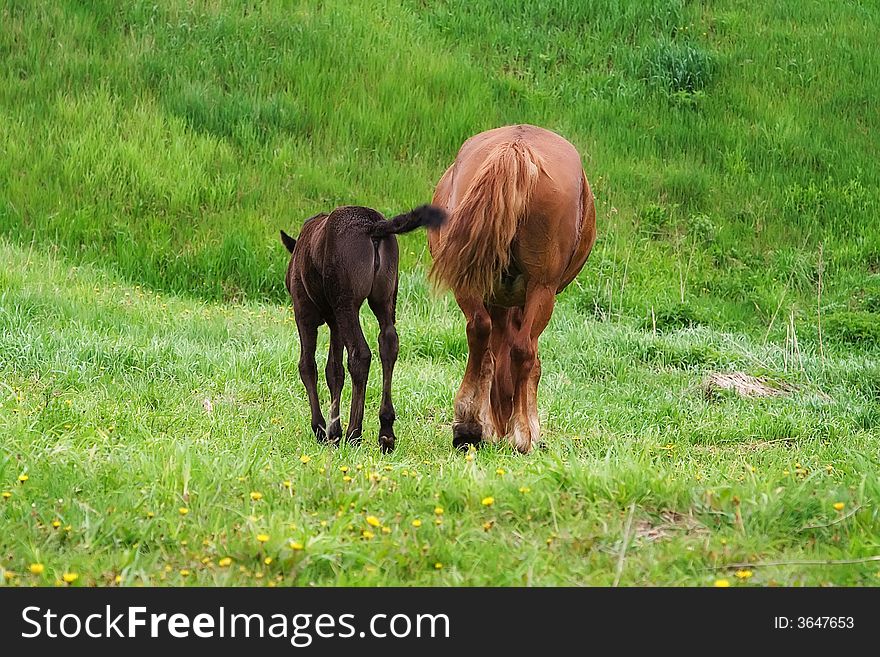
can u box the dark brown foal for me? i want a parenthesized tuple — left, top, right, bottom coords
(281, 205, 445, 453)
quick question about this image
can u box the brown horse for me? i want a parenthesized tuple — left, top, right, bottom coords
(429, 125, 596, 453)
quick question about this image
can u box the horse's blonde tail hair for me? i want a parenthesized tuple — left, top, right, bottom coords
(430, 140, 541, 300)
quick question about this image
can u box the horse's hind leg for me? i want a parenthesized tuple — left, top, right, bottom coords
(324, 320, 344, 444)
(335, 305, 371, 445)
(488, 305, 519, 440)
(368, 288, 399, 453)
(508, 283, 555, 453)
(452, 295, 495, 449)
(294, 306, 328, 443)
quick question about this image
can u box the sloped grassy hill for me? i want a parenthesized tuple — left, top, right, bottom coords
(0, 0, 878, 585)
(2, 0, 878, 330)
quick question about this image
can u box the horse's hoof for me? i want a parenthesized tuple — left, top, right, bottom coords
(452, 422, 482, 450)
(346, 433, 362, 447)
(313, 425, 330, 443)
(378, 434, 395, 454)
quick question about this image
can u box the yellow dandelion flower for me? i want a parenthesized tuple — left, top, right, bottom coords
(735, 570, 753, 580)
(1, 491, 11, 500)
(519, 486, 531, 494)
(340, 466, 349, 473)
(64, 525, 71, 532)
(482, 521, 493, 531)
(434, 518, 442, 525)
(381, 526, 391, 534)
(264, 557, 273, 565)
(362, 530, 375, 539)
(218, 557, 232, 567)
(146, 511, 155, 519)
(178, 507, 189, 516)
(412, 519, 422, 528)
(51, 520, 61, 529)
(299, 455, 311, 464)
(434, 507, 444, 515)
(179, 569, 190, 577)
(289, 541, 304, 551)
(256, 534, 270, 543)
(18, 474, 28, 483)
(366, 515, 381, 527)
(495, 468, 505, 475)
(250, 491, 263, 501)
(29, 563, 45, 575)
(114, 575, 122, 584)
(481, 496, 495, 507)
(434, 562, 443, 570)
(833, 502, 845, 511)
(62, 573, 79, 584)
(283, 480, 292, 489)
(343, 475, 352, 482)
(714, 579, 730, 588)
(3, 571, 15, 581)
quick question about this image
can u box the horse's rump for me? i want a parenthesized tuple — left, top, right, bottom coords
(429, 138, 543, 300)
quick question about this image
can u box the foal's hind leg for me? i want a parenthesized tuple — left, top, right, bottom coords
(335, 306, 371, 445)
(324, 322, 345, 444)
(294, 307, 328, 442)
(368, 291, 399, 453)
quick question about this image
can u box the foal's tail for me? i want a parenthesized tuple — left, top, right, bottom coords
(429, 140, 541, 300)
(369, 205, 447, 238)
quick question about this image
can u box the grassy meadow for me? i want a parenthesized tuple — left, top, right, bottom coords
(1, 0, 879, 586)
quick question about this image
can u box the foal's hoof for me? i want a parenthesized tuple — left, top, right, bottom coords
(378, 434, 396, 454)
(326, 423, 343, 445)
(313, 425, 330, 443)
(452, 422, 482, 450)
(345, 433, 362, 447)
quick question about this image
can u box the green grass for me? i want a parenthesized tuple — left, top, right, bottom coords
(1, 0, 879, 586)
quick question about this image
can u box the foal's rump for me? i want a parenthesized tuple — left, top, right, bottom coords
(323, 205, 447, 302)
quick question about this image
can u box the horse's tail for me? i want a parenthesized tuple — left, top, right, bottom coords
(369, 204, 447, 238)
(429, 140, 541, 300)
